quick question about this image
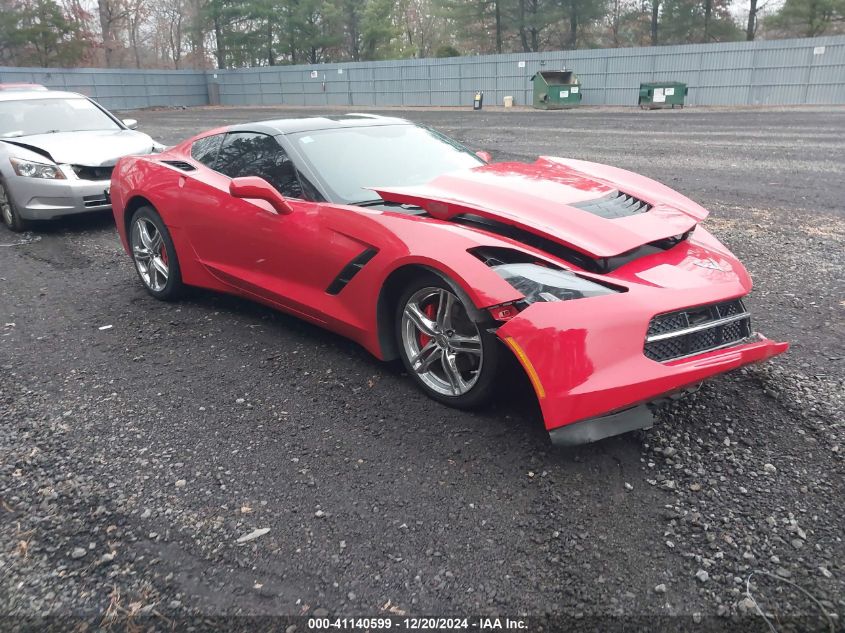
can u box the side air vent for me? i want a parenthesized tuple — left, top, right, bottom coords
(326, 248, 379, 295)
(160, 160, 196, 172)
(571, 190, 652, 219)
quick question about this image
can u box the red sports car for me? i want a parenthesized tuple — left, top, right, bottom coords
(110, 114, 787, 446)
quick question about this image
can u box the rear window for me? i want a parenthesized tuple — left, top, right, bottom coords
(191, 134, 223, 167)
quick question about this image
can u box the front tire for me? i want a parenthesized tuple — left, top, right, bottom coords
(396, 275, 500, 409)
(0, 179, 30, 232)
(129, 206, 183, 300)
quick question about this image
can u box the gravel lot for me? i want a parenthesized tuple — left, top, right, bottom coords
(1, 105, 843, 631)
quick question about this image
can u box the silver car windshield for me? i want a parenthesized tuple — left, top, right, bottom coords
(290, 124, 484, 205)
(0, 98, 121, 138)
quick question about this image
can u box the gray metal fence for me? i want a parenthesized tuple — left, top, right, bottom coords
(0, 67, 208, 110)
(210, 35, 845, 107)
(2, 35, 844, 110)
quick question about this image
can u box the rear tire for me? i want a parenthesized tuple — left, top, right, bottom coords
(0, 179, 30, 233)
(395, 274, 500, 409)
(129, 205, 183, 301)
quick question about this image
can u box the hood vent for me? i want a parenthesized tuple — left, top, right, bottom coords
(160, 160, 196, 172)
(571, 190, 652, 219)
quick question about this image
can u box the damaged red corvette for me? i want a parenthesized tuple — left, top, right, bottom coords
(110, 114, 788, 446)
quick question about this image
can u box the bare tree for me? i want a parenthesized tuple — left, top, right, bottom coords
(98, 0, 128, 66)
(126, 0, 148, 67)
(152, 0, 186, 67)
(398, 0, 443, 57)
(651, 0, 659, 44)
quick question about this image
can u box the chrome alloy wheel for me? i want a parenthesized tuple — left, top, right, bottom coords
(0, 183, 13, 227)
(400, 287, 483, 396)
(130, 217, 169, 292)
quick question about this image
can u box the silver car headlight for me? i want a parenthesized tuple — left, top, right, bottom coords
(491, 263, 618, 304)
(10, 157, 66, 180)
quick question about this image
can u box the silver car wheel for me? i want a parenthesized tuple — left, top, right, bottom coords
(130, 217, 169, 292)
(401, 287, 483, 396)
(0, 183, 14, 227)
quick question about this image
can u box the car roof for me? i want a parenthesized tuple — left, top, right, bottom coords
(0, 89, 89, 102)
(0, 83, 48, 91)
(228, 113, 413, 136)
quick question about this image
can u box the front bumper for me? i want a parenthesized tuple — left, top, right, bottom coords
(7, 174, 111, 220)
(496, 287, 788, 446)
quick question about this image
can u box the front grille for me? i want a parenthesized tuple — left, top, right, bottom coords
(571, 190, 653, 219)
(72, 165, 114, 181)
(83, 194, 110, 208)
(645, 299, 751, 362)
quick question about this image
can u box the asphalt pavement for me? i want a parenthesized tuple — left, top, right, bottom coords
(1, 105, 843, 631)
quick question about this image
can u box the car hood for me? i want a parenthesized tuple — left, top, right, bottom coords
(1, 130, 155, 167)
(372, 157, 710, 259)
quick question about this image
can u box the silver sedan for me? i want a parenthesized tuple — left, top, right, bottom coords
(0, 88, 163, 231)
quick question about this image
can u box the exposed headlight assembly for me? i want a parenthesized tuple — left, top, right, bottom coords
(492, 263, 617, 304)
(10, 157, 65, 180)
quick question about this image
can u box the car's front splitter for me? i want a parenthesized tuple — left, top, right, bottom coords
(495, 287, 788, 446)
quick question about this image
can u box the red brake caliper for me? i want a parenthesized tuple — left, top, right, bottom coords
(419, 300, 436, 347)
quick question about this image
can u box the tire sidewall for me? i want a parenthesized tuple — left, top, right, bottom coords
(395, 273, 500, 409)
(129, 206, 182, 300)
(0, 178, 27, 232)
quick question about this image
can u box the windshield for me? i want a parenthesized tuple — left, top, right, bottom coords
(0, 98, 121, 138)
(290, 124, 484, 204)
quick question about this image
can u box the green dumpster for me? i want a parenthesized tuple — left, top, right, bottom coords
(531, 70, 582, 110)
(638, 82, 688, 109)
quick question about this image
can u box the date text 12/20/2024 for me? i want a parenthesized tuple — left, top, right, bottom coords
(307, 617, 528, 630)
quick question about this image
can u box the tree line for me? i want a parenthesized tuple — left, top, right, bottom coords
(0, 0, 842, 69)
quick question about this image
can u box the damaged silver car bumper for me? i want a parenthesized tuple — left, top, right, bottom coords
(7, 173, 112, 220)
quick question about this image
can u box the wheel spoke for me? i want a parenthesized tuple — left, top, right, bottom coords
(151, 256, 169, 279)
(133, 245, 151, 262)
(138, 221, 154, 249)
(410, 341, 442, 374)
(436, 289, 454, 331)
(449, 334, 482, 356)
(149, 230, 163, 253)
(404, 302, 437, 337)
(441, 351, 467, 395)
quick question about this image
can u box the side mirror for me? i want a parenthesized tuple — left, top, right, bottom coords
(475, 150, 492, 163)
(122, 118, 139, 130)
(229, 176, 293, 215)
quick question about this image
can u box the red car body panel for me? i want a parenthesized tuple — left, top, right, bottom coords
(497, 279, 787, 431)
(373, 157, 706, 259)
(111, 122, 788, 444)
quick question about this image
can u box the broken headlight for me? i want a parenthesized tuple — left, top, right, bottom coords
(492, 263, 617, 304)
